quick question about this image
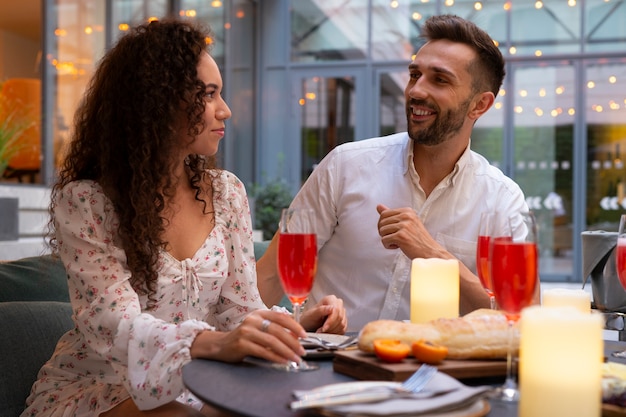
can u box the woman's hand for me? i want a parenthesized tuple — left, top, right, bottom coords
(190, 310, 307, 365)
(300, 295, 347, 334)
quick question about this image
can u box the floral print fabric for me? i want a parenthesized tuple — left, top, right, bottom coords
(21, 170, 267, 417)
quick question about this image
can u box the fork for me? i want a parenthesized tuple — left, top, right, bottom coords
(290, 364, 438, 409)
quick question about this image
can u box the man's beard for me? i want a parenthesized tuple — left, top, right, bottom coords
(406, 97, 471, 146)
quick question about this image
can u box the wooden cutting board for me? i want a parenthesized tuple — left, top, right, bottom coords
(333, 349, 507, 381)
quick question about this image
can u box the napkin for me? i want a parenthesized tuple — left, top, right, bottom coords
(293, 371, 491, 416)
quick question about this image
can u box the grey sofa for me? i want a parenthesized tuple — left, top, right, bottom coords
(0, 255, 73, 417)
(0, 241, 271, 417)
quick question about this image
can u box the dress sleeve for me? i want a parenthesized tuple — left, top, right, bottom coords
(54, 181, 211, 410)
(209, 172, 270, 330)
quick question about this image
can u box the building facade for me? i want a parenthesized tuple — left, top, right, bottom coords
(4, 0, 626, 283)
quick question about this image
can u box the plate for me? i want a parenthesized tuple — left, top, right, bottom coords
(302, 333, 355, 358)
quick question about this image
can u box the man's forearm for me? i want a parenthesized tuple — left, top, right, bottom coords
(459, 261, 491, 315)
(255, 234, 285, 306)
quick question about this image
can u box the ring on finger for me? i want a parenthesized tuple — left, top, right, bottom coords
(261, 319, 271, 333)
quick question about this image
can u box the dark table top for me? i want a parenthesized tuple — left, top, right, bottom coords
(182, 339, 626, 417)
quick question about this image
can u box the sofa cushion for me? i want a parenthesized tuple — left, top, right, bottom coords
(0, 255, 69, 303)
(0, 301, 73, 417)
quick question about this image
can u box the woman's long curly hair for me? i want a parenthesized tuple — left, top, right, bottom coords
(48, 19, 217, 305)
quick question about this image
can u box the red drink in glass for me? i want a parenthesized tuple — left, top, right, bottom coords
(476, 235, 493, 295)
(491, 240, 538, 321)
(277, 233, 317, 305)
(477, 236, 512, 295)
(617, 239, 626, 289)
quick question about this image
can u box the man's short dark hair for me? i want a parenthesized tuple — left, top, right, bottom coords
(421, 14, 505, 97)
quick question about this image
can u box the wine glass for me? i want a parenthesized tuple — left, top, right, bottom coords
(476, 212, 500, 310)
(276, 208, 319, 372)
(612, 214, 626, 358)
(490, 211, 539, 402)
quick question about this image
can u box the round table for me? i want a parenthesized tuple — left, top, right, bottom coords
(182, 357, 518, 417)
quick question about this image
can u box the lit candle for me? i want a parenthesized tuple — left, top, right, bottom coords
(519, 305, 603, 417)
(542, 288, 591, 313)
(410, 258, 459, 323)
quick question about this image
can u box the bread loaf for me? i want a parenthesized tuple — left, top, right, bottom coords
(358, 309, 518, 359)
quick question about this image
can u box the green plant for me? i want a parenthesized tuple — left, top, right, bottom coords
(251, 179, 293, 240)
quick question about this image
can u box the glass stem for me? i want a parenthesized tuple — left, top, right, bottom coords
(505, 320, 514, 384)
(489, 295, 496, 310)
(292, 302, 302, 324)
(499, 319, 519, 401)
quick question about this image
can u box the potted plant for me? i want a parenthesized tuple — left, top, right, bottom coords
(249, 178, 294, 240)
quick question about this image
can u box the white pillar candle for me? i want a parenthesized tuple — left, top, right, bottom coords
(410, 258, 459, 323)
(542, 288, 591, 313)
(519, 305, 603, 417)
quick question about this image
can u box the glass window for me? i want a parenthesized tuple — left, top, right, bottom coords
(472, 87, 506, 168)
(511, 63, 576, 279)
(510, 1, 581, 56)
(379, 70, 409, 136)
(439, 0, 508, 53)
(585, 0, 626, 53)
(585, 61, 626, 232)
(290, 0, 368, 62)
(370, 0, 435, 61)
(52, 1, 107, 173)
(299, 75, 355, 180)
(111, 0, 168, 41)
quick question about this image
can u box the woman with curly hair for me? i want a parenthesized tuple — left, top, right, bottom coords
(21, 19, 346, 417)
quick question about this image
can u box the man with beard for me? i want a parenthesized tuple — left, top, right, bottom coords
(257, 14, 535, 332)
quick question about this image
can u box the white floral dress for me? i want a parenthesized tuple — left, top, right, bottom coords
(21, 171, 268, 417)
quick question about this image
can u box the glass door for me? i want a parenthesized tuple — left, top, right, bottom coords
(290, 68, 367, 185)
(509, 61, 577, 281)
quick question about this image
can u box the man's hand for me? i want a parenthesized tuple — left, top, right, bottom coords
(300, 295, 347, 334)
(376, 204, 446, 259)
